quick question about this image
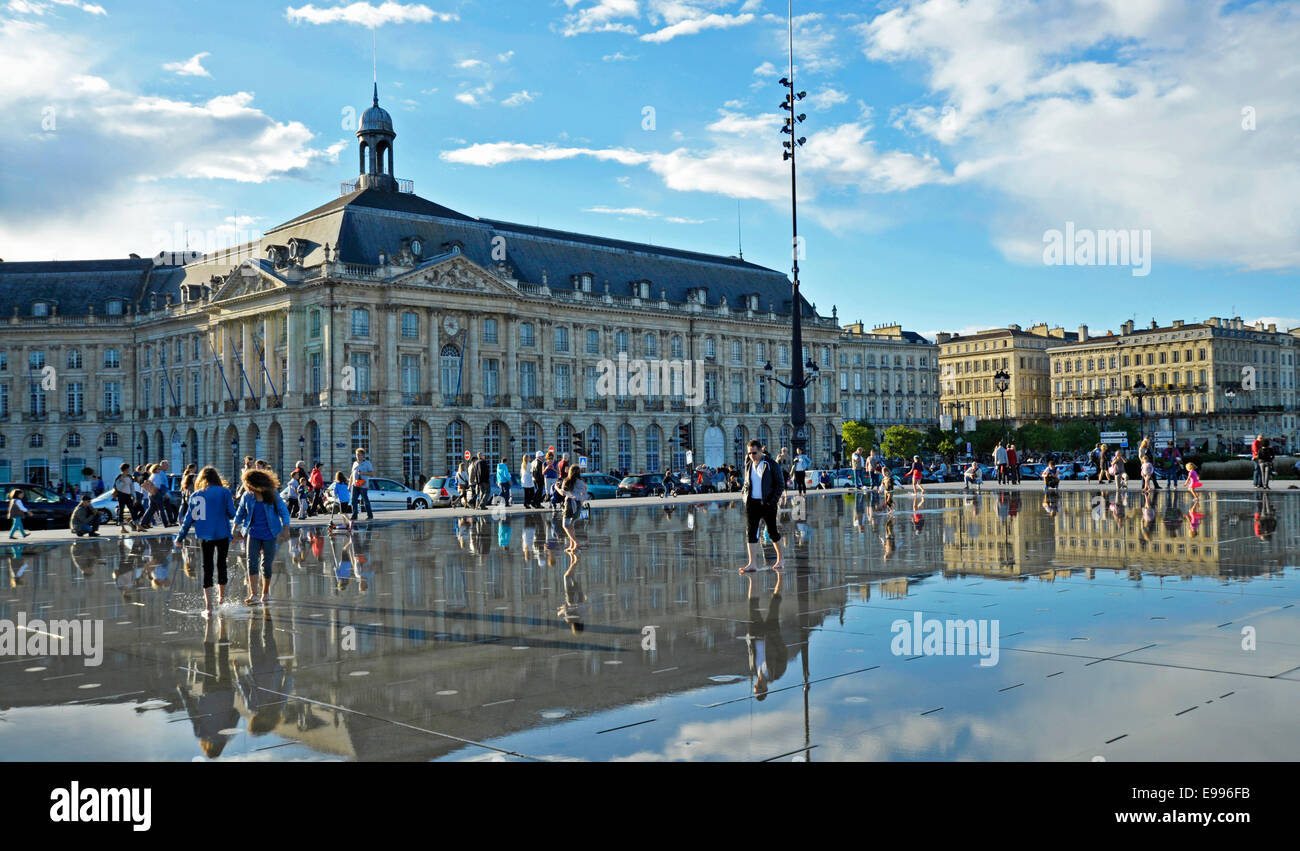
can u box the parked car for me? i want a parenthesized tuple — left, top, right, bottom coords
(0, 484, 79, 531)
(1019, 463, 1048, 480)
(582, 473, 622, 500)
(421, 476, 458, 506)
(285, 476, 430, 511)
(619, 474, 668, 497)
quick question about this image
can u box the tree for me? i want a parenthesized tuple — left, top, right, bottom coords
(1016, 422, 1059, 455)
(1058, 420, 1100, 453)
(842, 421, 876, 453)
(1105, 416, 1141, 447)
(936, 436, 958, 459)
(881, 425, 924, 461)
(961, 421, 1004, 457)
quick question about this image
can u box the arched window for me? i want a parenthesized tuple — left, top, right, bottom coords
(445, 421, 466, 474)
(30, 433, 44, 448)
(66, 349, 82, 369)
(350, 420, 370, 454)
(733, 424, 747, 467)
(587, 424, 603, 472)
(779, 424, 791, 452)
(307, 421, 321, 464)
(824, 423, 837, 464)
(759, 425, 772, 453)
(66, 432, 81, 448)
(617, 424, 633, 472)
(403, 421, 423, 483)
(440, 344, 463, 401)
(556, 422, 574, 456)
(103, 431, 119, 447)
(484, 421, 504, 467)
(645, 425, 661, 473)
(521, 421, 539, 457)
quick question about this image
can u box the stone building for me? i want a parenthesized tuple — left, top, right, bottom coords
(0, 89, 844, 487)
(936, 323, 1080, 431)
(836, 322, 938, 430)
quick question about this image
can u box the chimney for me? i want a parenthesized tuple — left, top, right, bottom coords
(935, 332, 952, 344)
(1121, 319, 1134, 335)
(1172, 320, 1183, 328)
(1029, 323, 1049, 337)
(1007, 323, 1021, 331)
(1078, 324, 1089, 342)
(1206, 317, 1220, 327)
(1268, 323, 1277, 333)
(1049, 326, 1065, 339)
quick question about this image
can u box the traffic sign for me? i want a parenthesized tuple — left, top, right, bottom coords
(463, 450, 471, 460)
(1100, 431, 1128, 447)
(963, 415, 976, 432)
(940, 414, 953, 431)
(579, 456, 588, 469)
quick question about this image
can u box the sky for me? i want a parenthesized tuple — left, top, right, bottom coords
(1, 0, 1297, 338)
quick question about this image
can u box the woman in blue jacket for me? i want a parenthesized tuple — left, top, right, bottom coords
(173, 466, 238, 616)
(233, 468, 292, 605)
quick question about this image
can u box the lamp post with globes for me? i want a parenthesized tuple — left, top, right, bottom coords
(774, 1, 811, 452)
(1133, 376, 1148, 442)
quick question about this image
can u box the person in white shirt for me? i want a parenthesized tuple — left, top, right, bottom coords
(740, 440, 785, 573)
(792, 447, 811, 495)
(520, 453, 535, 509)
(994, 442, 1009, 485)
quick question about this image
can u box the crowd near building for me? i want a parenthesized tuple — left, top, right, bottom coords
(1, 89, 1294, 489)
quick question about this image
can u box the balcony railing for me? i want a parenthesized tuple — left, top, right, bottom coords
(822, 403, 837, 414)
(644, 399, 664, 411)
(302, 392, 325, 407)
(401, 392, 432, 406)
(442, 393, 470, 407)
(615, 398, 635, 411)
(346, 391, 379, 406)
(0, 412, 9, 422)
(730, 402, 749, 414)
(670, 400, 686, 412)
(521, 395, 543, 408)
(555, 397, 576, 410)
(224, 400, 239, 413)
(64, 410, 87, 422)
(169, 406, 181, 417)
(485, 394, 511, 408)
(585, 397, 607, 411)
(243, 398, 261, 412)
(266, 397, 283, 410)
(185, 405, 198, 417)
(25, 412, 49, 423)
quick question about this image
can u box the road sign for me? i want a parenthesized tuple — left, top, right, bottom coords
(579, 456, 588, 469)
(963, 415, 976, 432)
(685, 450, 694, 466)
(1155, 430, 1173, 439)
(463, 450, 471, 460)
(1100, 431, 1129, 447)
(940, 414, 953, 431)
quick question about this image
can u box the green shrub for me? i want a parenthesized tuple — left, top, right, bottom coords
(1198, 460, 1253, 480)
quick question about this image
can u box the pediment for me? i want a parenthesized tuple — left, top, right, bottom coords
(392, 254, 519, 296)
(210, 261, 286, 302)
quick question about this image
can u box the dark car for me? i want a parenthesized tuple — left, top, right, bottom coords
(618, 474, 668, 498)
(0, 483, 79, 531)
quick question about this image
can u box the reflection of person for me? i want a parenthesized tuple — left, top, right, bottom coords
(557, 550, 585, 634)
(178, 616, 240, 759)
(1254, 492, 1277, 541)
(239, 612, 286, 736)
(745, 570, 787, 700)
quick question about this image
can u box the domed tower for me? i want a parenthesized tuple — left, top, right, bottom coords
(356, 83, 397, 191)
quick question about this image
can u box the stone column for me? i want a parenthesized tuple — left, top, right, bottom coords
(385, 307, 398, 407)
(284, 307, 298, 396)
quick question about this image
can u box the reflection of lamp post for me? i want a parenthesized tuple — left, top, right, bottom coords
(994, 369, 1010, 443)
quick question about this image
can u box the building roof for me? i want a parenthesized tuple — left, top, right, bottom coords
(942, 327, 1080, 346)
(0, 258, 172, 316)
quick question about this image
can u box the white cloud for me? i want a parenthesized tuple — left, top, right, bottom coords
(602, 51, 635, 61)
(497, 50, 514, 63)
(1248, 317, 1300, 333)
(763, 11, 843, 73)
(284, 2, 457, 27)
(454, 92, 478, 106)
(559, 0, 640, 37)
(807, 87, 847, 111)
(752, 60, 778, 77)
(0, 19, 341, 260)
(456, 58, 486, 69)
(586, 206, 657, 217)
(858, 0, 1300, 271)
(501, 90, 537, 107)
(454, 82, 494, 107)
(723, 98, 745, 109)
(163, 52, 212, 78)
(6, 0, 106, 14)
(640, 12, 753, 43)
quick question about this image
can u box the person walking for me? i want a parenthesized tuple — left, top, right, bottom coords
(475, 452, 493, 509)
(135, 463, 166, 531)
(866, 449, 880, 489)
(331, 472, 351, 517)
(7, 490, 32, 539)
(232, 468, 291, 605)
(530, 452, 546, 509)
(661, 467, 674, 499)
(909, 455, 926, 497)
(496, 457, 513, 507)
(112, 462, 138, 532)
(308, 462, 326, 515)
(555, 466, 589, 552)
(173, 466, 238, 617)
(740, 440, 784, 573)
(792, 447, 810, 496)
(544, 450, 561, 508)
(1251, 433, 1263, 488)
(993, 442, 1009, 485)
(1007, 444, 1019, 484)
(349, 448, 375, 522)
(1096, 443, 1110, 485)
(1259, 438, 1275, 490)
(850, 447, 865, 489)
(1138, 437, 1160, 490)
(1184, 462, 1203, 508)
(520, 453, 535, 509)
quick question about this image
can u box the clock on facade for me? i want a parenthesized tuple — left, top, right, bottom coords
(443, 315, 459, 336)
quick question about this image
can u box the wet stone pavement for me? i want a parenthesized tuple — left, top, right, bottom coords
(1, 489, 1297, 761)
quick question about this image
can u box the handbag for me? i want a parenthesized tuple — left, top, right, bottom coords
(141, 478, 159, 497)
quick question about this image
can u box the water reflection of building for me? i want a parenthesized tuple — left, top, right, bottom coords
(939, 492, 1058, 578)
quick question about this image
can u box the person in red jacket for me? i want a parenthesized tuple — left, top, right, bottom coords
(308, 462, 326, 515)
(1007, 444, 1019, 484)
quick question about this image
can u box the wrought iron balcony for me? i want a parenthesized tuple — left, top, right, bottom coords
(555, 397, 576, 410)
(64, 410, 87, 422)
(347, 391, 379, 406)
(243, 398, 261, 412)
(302, 392, 325, 407)
(643, 399, 664, 411)
(615, 398, 636, 411)
(486, 394, 511, 408)
(670, 400, 686, 412)
(442, 393, 470, 407)
(585, 397, 607, 411)
(401, 392, 432, 406)
(521, 395, 543, 408)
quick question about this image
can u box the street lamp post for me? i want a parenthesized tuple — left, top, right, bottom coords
(994, 369, 1010, 444)
(298, 435, 306, 463)
(775, 0, 809, 452)
(1224, 386, 1237, 451)
(1133, 377, 1147, 442)
(231, 438, 239, 482)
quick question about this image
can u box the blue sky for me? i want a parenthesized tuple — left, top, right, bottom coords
(2, 0, 1297, 337)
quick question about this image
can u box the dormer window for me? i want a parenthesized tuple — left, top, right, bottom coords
(749, 294, 760, 311)
(631, 280, 651, 299)
(32, 302, 49, 317)
(106, 299, 123, 315)
(572, 273, 593, 293)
